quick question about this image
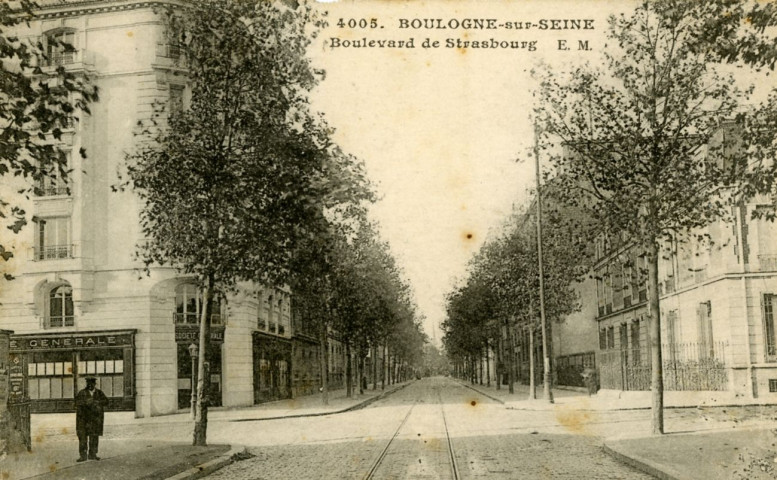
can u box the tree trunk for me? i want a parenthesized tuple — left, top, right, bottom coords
(380, 343, 388, 390)
(507, 321, 515, 394)
(647, 238, 664, 434)
(372, 345, 378, 390)
(486, 343, 491, 387)
(496, 336, 501, 390)
(542, 317, 554, 403)
(359, 353, 365, 395)
(528, 325, 536, 400)
(345, 342, 352, 398)
(320, 323, 329, 406)
(479, 350, 484, 385)
(193, 274, 213, 446)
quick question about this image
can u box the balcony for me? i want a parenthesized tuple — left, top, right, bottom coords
(34, 244, 74, 261)
(173, 312, 224, 326)
(759, 254, 777, 272)
(40, 50, 93, 72)
(34, 185, 70, 197)
(45, 315, 75, 328)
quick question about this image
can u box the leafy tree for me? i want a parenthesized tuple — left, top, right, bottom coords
(123, 0, 365, 446)
(0, 0, 97, 277)
(534, 0, 772, 434)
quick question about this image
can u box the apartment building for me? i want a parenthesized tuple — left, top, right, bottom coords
(0, 0, 327, 417)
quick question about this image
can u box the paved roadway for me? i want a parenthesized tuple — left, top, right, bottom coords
(202, 376, 652, 479)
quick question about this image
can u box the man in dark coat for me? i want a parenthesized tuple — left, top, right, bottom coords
(75, 376, 108, 461)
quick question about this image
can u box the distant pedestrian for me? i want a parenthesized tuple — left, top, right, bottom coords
(75, 377, 108, 462)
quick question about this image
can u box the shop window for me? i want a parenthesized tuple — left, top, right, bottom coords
(45, 29, 77, 66)
(35, 217, 72, 260)
(174, 283, 223, 325)
(47, 284, 74, 328)
(27, 353, 74, 400)
(77, 353, 125, 398)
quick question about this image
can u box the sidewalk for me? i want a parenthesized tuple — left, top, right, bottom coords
(4, 382, 410, 480)
(459, 379, 777, 479)
(457, 379, 777, 411)
(605, 427, 777, 480)
(0, 439, 234, 480)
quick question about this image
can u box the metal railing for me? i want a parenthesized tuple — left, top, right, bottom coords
(34, 185, 70, 197)
(598, 341, 728, 391)
(45, 315, 75, 328)
(34, 244, 73, 261)
(173, 312, 224, 325)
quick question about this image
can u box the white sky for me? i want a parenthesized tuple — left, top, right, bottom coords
(308, 0, 635, 345)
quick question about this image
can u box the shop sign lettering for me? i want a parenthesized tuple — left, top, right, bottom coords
(10, 332, 134, 351)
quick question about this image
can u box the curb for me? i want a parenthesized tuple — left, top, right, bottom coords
(602, 443, 682, 480)
(455, 380, 506, 405)
(341, 380, 414, 412)
(163, 445, 247, 480)
(230, 381, 413, 422)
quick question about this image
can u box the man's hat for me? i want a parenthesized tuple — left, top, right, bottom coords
(85, 376, 97, 383)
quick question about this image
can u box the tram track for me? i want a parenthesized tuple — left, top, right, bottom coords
(362, 385, 460, 480)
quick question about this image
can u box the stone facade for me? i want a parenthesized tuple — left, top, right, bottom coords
(0, 0, 325, 417)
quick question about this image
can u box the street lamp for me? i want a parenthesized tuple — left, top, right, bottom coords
(188, 343, 198, 419)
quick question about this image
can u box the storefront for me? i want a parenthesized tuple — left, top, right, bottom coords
(175, 326, 224, 409)
(9, 330, 136, 413)
(252, 332, 292, 404)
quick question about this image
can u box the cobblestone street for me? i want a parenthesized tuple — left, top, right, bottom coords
(201, 377, 652, 479)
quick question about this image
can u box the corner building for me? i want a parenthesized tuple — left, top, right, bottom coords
(0, 0, 320, 417)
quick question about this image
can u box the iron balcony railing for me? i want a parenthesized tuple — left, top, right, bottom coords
(34, 244, 74, 261)
(34, 185, 70, 197)
(173, 312, 224, 326)
(45, 315, 75, 328)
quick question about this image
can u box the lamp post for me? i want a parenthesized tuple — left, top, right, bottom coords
(188, 343, 198, 419)
(534, 123, 553, 404)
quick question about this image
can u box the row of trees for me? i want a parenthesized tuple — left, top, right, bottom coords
(121, 0, 426, 446)
(0, 0, 425, 446)
(442, 196, 590, 398)
(444, 0, 776, 436)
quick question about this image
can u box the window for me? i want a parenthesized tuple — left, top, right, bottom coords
(169, 85, 184, 115)
(35, 217, 71, 260)
(665, 310, 680, 362)
(267, 294, 277, 333)
(596, 276, 605, 317)
(174, 283, 223, 325)
(45, 29, 77, 66)
(697, 301, 714, 359)
(35, 151, 71, 197)
(764, 294, 776, 362)
(599, 329, 607, 350)
(631, 319, 641, 365)
(277, 297, 286, 335)
(607, 326, 615, 349)
(47, 284, 74, 327)
(27, 353, 73, 400)
(257, 291, 268, 331)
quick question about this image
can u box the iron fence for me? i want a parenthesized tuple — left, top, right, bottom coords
(598, 341, 728, 391)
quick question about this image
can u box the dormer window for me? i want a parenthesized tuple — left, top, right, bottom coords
(45, 29, 77, 66)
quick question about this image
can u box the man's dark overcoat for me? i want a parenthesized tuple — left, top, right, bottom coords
(75, 387, 108, 436)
